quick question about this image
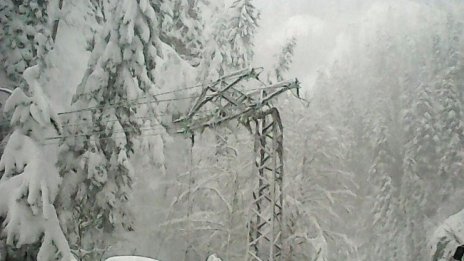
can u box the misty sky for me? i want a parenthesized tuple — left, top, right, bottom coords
(253, 0, 373, 90)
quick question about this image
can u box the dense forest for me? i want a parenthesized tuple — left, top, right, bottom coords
(1, 0, 464, 260)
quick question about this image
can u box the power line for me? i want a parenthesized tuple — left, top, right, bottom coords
(42, 127, 253, 147)
(0, 82, 292, 134)
(58, 68, 252, 116)
(69, 67, 253, 103)
(0, 91, 201, 126)
(0, 71, 295, 141)
(57, 83, 287, 118)
(0, 95, 197, 127)
(43, 103, 250, 142)
(42, 130, 167, 146)
(44, 107, 220, 141)
(0, 77, 289, 128)
(0, 83, 290, 137)
(57, 94, 202, 116)
(58, 106, 221, 134)
(47, 125, 168, 141)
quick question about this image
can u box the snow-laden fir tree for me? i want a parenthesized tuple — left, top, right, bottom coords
(268, 37, 297, 83)
(444, 13, 462, 70)
(0, 58, 70, 261)
(398, 82, 438, 261)
(407, 83, 439, 181)
(0, 3, 64, 258)
(399, 153, 426, 261)
(57, 0, 163, 259)
(159, 2, 261, 256)
(281, 68, 357, 260)
(0, 0, 51, 86)
(226, 0, 259, 69)
(197, 15, 229, 83)
(198, 0, 259, 81)
(158, 0, 204, 65)
(366, 110, 400, 261)
(198, 0, 259, 82)
(197, 0, 260, 154)
(283, 106, 356, 260)
(435, 68, 464, 199)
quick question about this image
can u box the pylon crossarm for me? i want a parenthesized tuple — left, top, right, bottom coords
(184, 68, 260, 120)
(168, 68, 296, 261)
(175, 80, 299, 135)
(251, 80, 299, 106)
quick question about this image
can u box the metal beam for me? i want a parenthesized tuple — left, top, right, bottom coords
(172, 68, 298, 261)
(247, 108, 284, 261)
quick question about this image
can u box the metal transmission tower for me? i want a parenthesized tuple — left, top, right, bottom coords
(172, 68, 300, 261)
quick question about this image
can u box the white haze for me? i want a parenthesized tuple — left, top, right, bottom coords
(1, 0, 464, 260)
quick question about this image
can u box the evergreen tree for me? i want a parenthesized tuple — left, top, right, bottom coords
(399, 82, 438, 261)
(269, 37, 297, 83)
(197, 15, 229, 83)
(0, 60, 70, 260)
(226, 0, 259, 69)
(198, 0, 258, 81)
(280, 69, 357, 260)
(158, 0, 204, 65)
(412, 81, 440, 199)
(57, 0, 163, 258)
(0, 0, 51, 86)
(367, 110, 400, 261)
(0, 2, 63, 259)
(399, 152, 426, 261)
(435, 46, 464, 199)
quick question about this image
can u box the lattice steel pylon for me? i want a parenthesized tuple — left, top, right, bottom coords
(172, 68, 300, 261)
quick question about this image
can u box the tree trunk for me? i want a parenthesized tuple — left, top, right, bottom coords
(51, 0, 64, 42)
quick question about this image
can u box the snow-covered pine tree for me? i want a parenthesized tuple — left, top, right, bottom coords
(197, 14, 229, 83)
(0, 0, 51, 87)
(57, 0, 163, 258)
(444, 13, 462, 70)
(198, 0, 260, 159)
(409, 81, 439, 174)
(0, 57, 70, 261)
(158, 0, 204, 65)
(198, 0, 258, 81)
(434, 76, 464, 203)
(399, 151, 426, 260)
(399, 82, 438, 261)
(158, 2, 260, 256)
(269, 37, 297, 83)
(0, 2, 65, 259)
(198, 0, 259, 82)
(82, 0, 108, 49)
(226, 0, 259, 70)
(435, 48, 464, 200)
(284, 106, 357, 260)
(87, 0, 107, 25)
(366, 111, 400, 261)
(280, 68, 357, 260)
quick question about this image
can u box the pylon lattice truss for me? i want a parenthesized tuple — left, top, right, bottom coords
(173, 68, 300, 261)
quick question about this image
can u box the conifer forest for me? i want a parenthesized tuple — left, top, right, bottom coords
(1, 0, 464, 260)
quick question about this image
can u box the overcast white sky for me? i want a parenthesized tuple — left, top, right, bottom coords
(253, 0, 372, 90)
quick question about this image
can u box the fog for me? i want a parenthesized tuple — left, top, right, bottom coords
(1, 0, 464, 260)
(257, 1, 464, 260)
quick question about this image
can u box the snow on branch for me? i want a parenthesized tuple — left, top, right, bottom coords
(0, 65, 69, 260)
